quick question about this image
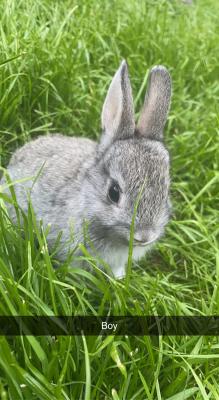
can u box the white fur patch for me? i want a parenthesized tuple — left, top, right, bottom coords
(102, 244, 148, 279)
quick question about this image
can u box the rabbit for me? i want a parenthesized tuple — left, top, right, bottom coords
(1, 60, 172, 278)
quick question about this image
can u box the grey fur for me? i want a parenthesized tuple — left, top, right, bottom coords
(137, 66, 171, 140)
(1, 61, 172, 278)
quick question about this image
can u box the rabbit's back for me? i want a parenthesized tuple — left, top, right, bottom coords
(9, 134, 96, 180)
(4, 134, 96, 222)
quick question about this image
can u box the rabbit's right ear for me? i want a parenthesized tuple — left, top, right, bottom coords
(100, 60, 135, 150)
(136, 66, 171, 140)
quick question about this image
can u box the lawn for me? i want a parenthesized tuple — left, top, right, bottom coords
(0, 0, 219, 399)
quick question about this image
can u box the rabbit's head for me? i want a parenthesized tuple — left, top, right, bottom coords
(81, 61, 171, 251)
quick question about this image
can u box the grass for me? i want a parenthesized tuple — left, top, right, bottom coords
(0, 0, 219, 398)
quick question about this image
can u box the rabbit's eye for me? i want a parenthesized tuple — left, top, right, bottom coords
(108, 181, 120, 204)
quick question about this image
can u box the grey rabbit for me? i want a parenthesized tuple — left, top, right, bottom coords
(1, 61, 172, 278)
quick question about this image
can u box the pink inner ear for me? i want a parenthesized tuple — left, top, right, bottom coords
(101, 60, 135, 148)
(101, 63, 124, 136)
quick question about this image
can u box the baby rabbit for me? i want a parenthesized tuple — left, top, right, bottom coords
(2, 61, 172, 278)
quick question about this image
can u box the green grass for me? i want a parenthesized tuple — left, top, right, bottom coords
(0, 0, 219, 398)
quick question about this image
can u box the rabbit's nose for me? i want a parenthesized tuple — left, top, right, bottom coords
(133, 231, 157, 246)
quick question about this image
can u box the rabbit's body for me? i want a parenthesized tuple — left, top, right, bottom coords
(5, 134, 97, 256)
(7, 134, 96, 219)
(2, 61, 172, 278)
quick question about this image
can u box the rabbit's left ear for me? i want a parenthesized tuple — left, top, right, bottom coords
(136, 66, 171, 140)
(100, 60, 135, 149)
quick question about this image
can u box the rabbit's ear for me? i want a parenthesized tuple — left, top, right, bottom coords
(136, 66, 171, 140)
(101, 60, 135, 149)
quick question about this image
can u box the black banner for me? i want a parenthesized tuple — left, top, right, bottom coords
(0, 316, 219, 336)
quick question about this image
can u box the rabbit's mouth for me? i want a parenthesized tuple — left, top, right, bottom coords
(133, 238, 157, 247)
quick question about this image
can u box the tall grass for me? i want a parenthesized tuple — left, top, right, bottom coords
(0, 0, 219, 398)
